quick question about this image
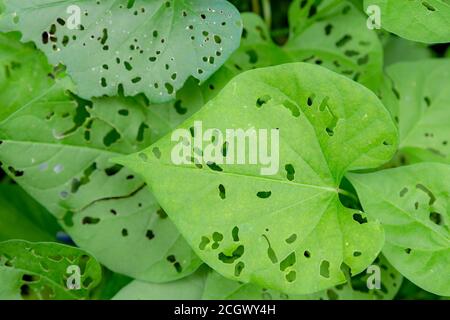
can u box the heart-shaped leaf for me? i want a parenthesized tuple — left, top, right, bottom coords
(364, 0, 450, 44)
(0, 0, 242, 102)
(380, 59, 450, 164)
(0, 240, 102, 300)
(117, 63, 398, 294)
(0, 32, 202, 282)
(348, 163, 450, 296)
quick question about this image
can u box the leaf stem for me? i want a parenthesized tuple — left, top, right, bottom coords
(261, 0, 272, 28)
(252, 0, 261, 15)
(338, 188, 358, 202)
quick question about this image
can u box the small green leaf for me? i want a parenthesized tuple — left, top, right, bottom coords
(0, 184, 60, 242)
(0, 240, 102, 300)
(117, 63, 398, 294)
(380, 59, 450, 164)
(0, 0, 242, 102)
(348, 163, 450, 296)
(0, 32, 202, 282)
(113, 267, 208, 300)
(364, 0, 450, 44)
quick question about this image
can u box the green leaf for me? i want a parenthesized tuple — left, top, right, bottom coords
(0, 0, 242, 102)
(0, 240, 102, 300)
(380, 59, 450, 164)
(203, 255, 402, 300)
(348, 163, 450, 296)
(364, 0, 450, 44)
(0, 184, 60, 242)
(113, 266, 208, 300)
(202, 13, 291, 100)
(116, 63, 398, 294)
(0, 32, 202, 282)
(383, 36, 434, 66)
(203, 2, 384, 97)
(285, 0, 383, 91)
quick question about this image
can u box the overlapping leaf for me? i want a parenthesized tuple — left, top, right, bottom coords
(0, 0, 242, 102)
(348, 163, 450, 296)
(380, 59, 450, 164)
(0, 240, 101, 300)
(203, 1, 384, 96)
(0, 32, 202, 282)
(364, 0, 450, 43)
(117, 63, 398, 294)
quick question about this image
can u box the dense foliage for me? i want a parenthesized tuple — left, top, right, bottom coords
(0, 0, 448, 300)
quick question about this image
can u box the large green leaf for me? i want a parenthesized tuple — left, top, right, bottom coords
(380, 59, 450, 164)
(117, 63, 398, 294)
(0, 32, 202, 282)
(348, 163, 450, 296)
(0, 0, 242, 102)
(0, 240, 102, 300)
(364, 0, 450, 44)
(0, 184, 60, 242)
(203, 255, 402, 300)
(113, 267, 208, 300)
(285, 0, 383, 91)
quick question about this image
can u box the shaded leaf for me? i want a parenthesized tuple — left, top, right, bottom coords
(0, 184, 60, 242)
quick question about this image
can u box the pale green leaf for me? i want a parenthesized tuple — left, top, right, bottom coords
(0, 240, 102, 300)
(364, 0, 450, 44)
(0, 0, 242, 102)
(117, 63, 398, 294)
(348, 163, 450, 296)
(0, 32, 202, 282)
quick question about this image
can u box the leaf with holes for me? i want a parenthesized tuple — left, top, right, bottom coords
(348, 163, 450, 296)
(202, 255, 402, 300)
(285, 0, 383, 91)
(113, 266, 208, 300)
(0, 184, 60, 242)
(0, 240, 102, 300)
(203, 1, 384, 97)
(0, 33, 202, 282)
(364, 0, 450, 44)
(116, 63, 398, 294)
(201, 13, 291, 100)
(0, 0, 242, 102)
(380, 59, 450, 164)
